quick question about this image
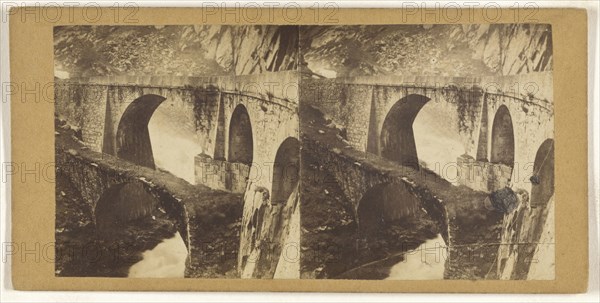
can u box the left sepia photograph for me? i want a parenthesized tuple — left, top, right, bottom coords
(53, 25, 300, 279)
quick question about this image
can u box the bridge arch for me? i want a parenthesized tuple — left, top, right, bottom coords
(380, 94, 430, 168)
(94, 182, 159, 232)
(271, 137, 300, 205)
(115, 94, 166, 169)
(530, 139, 554, 208)
(228, 104, 254, 165)
(93, 181, 190, 250)
(357, 182, 421, 235)
(490, 105, 515, 167)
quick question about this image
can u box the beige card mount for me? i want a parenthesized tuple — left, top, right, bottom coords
(9, 7, 588, 292)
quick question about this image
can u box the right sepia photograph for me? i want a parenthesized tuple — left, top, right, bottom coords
(298, 24, 554, 280)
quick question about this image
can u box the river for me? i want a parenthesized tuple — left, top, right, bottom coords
(148, 105, 203, 184)
(128, 232, 188, 278)
(337, 233, 447, 280)
(413, 101, 465, 185)
(385, 233, 447, 280)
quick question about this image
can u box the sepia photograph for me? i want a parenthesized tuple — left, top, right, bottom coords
(52, 22, 555, 281)
(299, 24, 554, 280)
(4, 1, 595, 297)
(53, 25, 300, 279)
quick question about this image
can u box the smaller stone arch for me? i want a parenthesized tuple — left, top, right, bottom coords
(490, 105, 515, 167)
(228, 104, 254, 165)
(271, 137, 300, 205)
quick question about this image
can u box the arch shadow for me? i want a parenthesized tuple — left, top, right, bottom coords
(490, 105, 515, 167)
(228, 104, 253, 165)
(271, 137, 300, 205)
(530, 139, 554, 208)
(380, 94, 430, 168)
(115, 94, 166, 169)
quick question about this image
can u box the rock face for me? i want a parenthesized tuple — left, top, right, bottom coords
(196, 25, 299, 75)
(56, 24, 550, 78)
(463, 24, 553, 75)
(301, 24, 552, 78)
(238, 183, 300, 279)
(54, 25, 298, 77)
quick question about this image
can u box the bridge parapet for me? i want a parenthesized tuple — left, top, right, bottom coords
(480, 72, 553, 111)
(58, 70, 298, 107)
(316, 74, 482, 87)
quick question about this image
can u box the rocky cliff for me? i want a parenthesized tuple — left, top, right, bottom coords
(55, 24, 550, 79)
(301, 24, 552, 78)
(54, 25, 298, 78)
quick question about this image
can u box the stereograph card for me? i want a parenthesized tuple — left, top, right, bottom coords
(8, 6, 589, 293)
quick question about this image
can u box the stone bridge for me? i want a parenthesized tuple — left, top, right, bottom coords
(301, 72, 554, 279)
(55, 133, 243, 278)
(301, 72, 553, 194)
(55, 71, 298, 192)
(55, 71, 300, 278)
(302, 132, 451, 240)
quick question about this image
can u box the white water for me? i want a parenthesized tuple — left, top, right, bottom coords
(148, 106, 202, 184)
(128, 232, 188, 278)
(413, 102, 465, 185)
(385, 233, 447, 280)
